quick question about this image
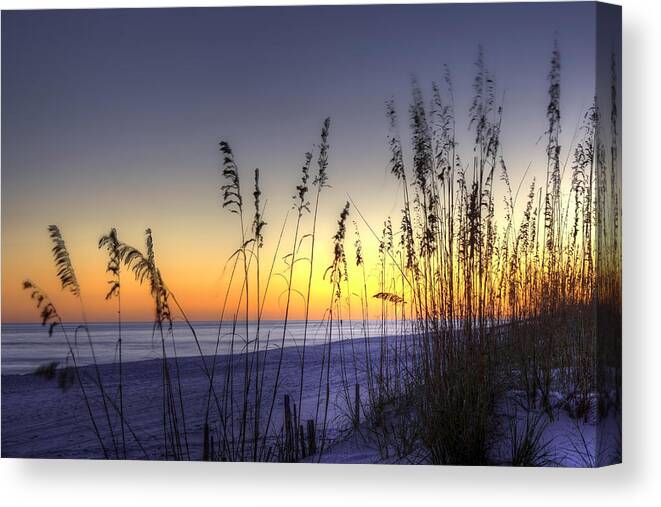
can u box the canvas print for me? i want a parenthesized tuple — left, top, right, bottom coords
(1, 2, 621, 466)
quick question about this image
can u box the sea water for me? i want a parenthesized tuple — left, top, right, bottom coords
(1, 319, 398, 374)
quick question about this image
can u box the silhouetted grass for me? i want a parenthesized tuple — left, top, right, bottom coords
(21, 42, 620, 465)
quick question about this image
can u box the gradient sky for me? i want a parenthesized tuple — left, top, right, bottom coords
(2, 3, 599, 323)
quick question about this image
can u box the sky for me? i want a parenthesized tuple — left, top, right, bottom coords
(2, 3, 599, 323)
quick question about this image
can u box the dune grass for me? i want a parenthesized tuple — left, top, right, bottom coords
(20, 42, 621, 465)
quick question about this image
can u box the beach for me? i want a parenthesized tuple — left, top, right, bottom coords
(2, 328, 612, 466)
(1, 332, 384, 461)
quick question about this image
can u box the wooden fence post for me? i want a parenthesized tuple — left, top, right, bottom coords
(306, 419, 317, 455)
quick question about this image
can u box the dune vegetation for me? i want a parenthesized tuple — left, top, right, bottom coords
(20, 43, 621, 466)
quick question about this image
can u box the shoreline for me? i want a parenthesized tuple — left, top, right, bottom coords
(0, 332, 392, 379)
(0, 319, 401, 375)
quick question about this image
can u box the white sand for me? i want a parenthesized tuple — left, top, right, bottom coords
(2, 333, 612, 465)
(1, 335, 381, 460)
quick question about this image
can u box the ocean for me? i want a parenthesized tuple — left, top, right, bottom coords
(1, 319, 398, 374)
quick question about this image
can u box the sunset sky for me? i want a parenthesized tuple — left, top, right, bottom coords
(2, 3, 599, 323)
